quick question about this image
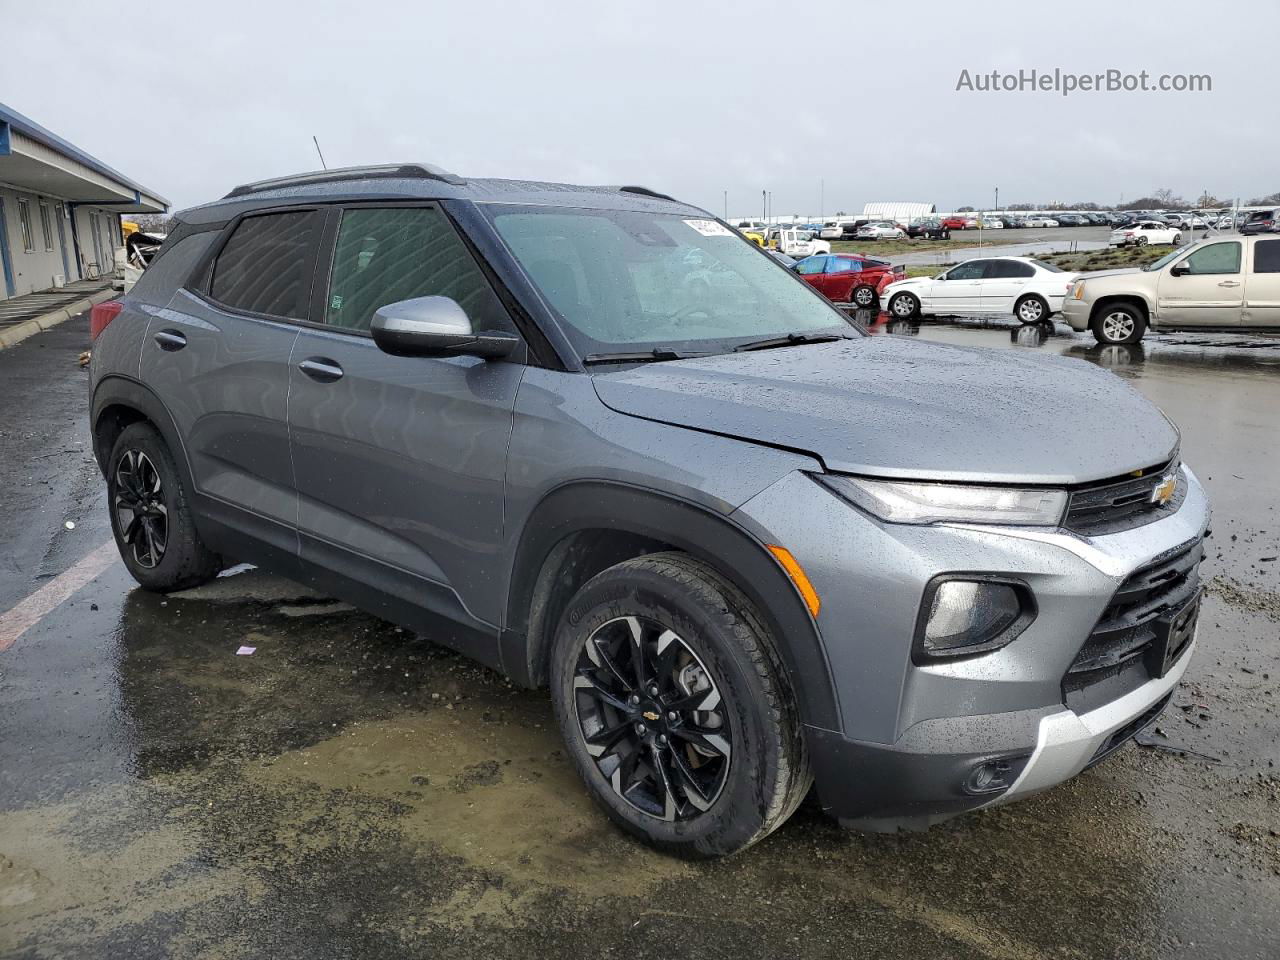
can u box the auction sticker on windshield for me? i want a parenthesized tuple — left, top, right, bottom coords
(684, 219, 735, 237)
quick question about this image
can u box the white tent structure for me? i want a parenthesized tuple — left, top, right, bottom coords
(861, 202, 936, 223)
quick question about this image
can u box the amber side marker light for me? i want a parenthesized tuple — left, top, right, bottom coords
(766, 545, 821, 618)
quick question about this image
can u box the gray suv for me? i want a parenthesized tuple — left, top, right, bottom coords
(89, 164, 1210, 857)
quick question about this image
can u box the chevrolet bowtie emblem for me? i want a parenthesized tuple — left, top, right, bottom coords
(642, 710, 660, 722)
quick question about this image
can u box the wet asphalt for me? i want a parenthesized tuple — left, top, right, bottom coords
(1, 312, 1278, 960)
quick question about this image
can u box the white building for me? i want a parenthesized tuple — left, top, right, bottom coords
(861, 201, 936, 223)
(0, 102, 167, 300)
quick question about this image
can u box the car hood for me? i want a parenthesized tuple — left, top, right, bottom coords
(591, 337, 1178, 485)
(1081, 268, 1145, 280)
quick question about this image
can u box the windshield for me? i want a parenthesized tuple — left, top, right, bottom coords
(489, 206, 857, 356)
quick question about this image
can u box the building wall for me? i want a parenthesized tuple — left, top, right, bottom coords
(0, 185, 121, 298)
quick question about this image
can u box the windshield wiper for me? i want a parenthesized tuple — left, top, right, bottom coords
(732, 332, 852, 353)
(583, 347, 704, 364)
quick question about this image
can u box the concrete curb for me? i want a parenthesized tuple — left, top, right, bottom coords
(0, 289, 116, 351)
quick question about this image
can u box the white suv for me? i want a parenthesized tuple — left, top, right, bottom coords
(1064, 234, 1280, 343)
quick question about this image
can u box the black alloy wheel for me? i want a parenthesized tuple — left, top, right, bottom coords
(572, 614, 731, 821)
(113, 449, 168, 568)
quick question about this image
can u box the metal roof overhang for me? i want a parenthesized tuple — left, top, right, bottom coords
(0, 113, 167, 213)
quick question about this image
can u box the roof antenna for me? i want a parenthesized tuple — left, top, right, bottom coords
(312, 136, 327, 170)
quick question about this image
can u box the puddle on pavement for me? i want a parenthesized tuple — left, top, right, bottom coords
(3, 549, 1278, 957)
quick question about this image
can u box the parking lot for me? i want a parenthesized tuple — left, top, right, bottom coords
(1, 310, 1278, 960)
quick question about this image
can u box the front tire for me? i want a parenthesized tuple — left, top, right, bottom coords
(1091, 304, 1147, 345)
(550, 552, 810, 858)
(107, 422, 221, 591)
(1015, 294, 1049, 324)
(851, 284, 877, 308)
(888, 291, 920, 318)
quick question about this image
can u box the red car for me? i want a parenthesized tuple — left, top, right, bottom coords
(941, 216, 970, 230)
(793, 253, 905, 308)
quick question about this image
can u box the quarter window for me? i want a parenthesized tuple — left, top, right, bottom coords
(325, 206, 512, 333)
(17, 199, 34, 253)
(210, 211, 321, 319)
(1253, 239, 1280, 274)
(1181, 242, 1241, 275)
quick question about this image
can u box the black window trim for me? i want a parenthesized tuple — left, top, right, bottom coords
(183, 199, 547, 366)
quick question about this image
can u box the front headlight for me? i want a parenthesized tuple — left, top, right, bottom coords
(818, 475, 1067, 526)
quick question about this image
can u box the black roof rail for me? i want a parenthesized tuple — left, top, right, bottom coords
(223, 163, 465, 199)
(618, 184, 677, 203)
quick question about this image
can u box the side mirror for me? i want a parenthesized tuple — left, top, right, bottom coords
(369, 296, 519, 359)
(1169, 263, 1191, 277)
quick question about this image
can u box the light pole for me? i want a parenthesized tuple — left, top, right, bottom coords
(723, 190, 728, 220)
(994, 186, 999, 212)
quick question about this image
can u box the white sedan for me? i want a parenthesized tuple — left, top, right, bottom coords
(882, 256, 1079, 323)
(1024, 216, 1060, 227)
(855, 221, 906, 239)
(1109, 220, 1182, 247)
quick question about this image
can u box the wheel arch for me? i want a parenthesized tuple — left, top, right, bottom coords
(1089, 294, 1151, 327)
(501, 480, 841, 731)
(92, 376, 195, 492)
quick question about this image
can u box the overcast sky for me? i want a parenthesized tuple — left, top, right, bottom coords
(4, 0, 1274, 217)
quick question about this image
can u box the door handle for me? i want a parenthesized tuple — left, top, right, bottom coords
(298, 357, 344, 383)
(153, 329, 187, 351)
(1218, 280, 1241, 287)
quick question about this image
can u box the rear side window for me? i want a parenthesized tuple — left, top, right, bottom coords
(1254, 239, 1280, 273)
(324, 206, 512, 333)
(985, 260, 1035, 279)
(210, 211, 320, 319)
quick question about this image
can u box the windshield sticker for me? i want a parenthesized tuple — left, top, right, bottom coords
(683, 219, 734, 238)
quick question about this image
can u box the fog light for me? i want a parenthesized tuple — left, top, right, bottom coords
(916, 579, 1033, 660)
(962, 755, 1030, 796)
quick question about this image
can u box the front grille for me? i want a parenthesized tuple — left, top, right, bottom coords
(1064, 461, 1184, 536)
(1063, 540, 1203, 713)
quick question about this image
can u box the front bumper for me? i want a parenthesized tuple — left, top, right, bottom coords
(1062, 296, 1091, 331)
(732, 466, 1210, 831)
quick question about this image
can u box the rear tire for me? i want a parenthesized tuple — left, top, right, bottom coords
(1015, 294, 1049, 324)
(888, 291, 920, 318)
(550, 552, 810, 858)
(1091, 304, 1147, 345)
(851, 284, 878, 308)
(107, 422, 221, 591)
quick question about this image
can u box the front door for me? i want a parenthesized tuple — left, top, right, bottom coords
(1157, 240, 1244, 326)
(287, 204, 526, 662)
(931, 259, 986, 314)
(1244, 238, 1280, 328)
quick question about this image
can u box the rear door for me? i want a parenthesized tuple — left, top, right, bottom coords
(141, 208, 321, 556)
(286, 203, 527, 662)
(1157, 240, 1244, 325)
(979, 259, 1034, 314)
(1244, 238, 1280, 327)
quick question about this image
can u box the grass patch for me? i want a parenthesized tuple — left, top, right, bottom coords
(1037, 246, 1169, 272)
(829, 233, 1030, 257)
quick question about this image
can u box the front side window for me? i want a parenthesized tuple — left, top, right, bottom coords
(795, 256, 826, 276)
(17, 199, 34, 253)
(325, 206, 511, 333)
(1254, 239, 1280, 274)
(490, 206, 854, 355)
(1181, 241, 1241, 275)
(946, 261, 986, 280)
(211, 210, 320, 319)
